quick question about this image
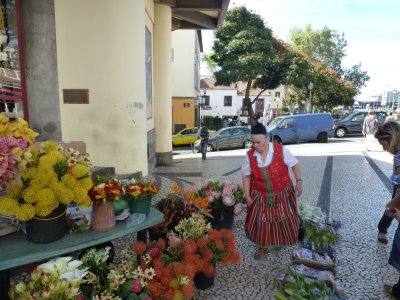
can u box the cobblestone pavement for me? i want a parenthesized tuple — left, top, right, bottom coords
(10, 137, 399, 299)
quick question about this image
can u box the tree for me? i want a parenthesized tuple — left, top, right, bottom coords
(201, 53, 216, 75)
(289, 25, 347, 73)
(287, 24, 369, 108)
(211, 6, 291, 124)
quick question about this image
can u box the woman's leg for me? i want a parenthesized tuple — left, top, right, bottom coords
(392, 276, 400, 299)
(378, 213, 395, 234)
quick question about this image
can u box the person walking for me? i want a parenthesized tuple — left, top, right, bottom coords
(374, 122, 400, 298)
(362, 110, 379, 151)
(241, 123, 302, 260)
(198, 122, 209, 160)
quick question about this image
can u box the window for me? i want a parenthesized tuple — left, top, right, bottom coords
(219, 129, 232, 137)
(232, 128, 245, 135)
(275, 92, 281, 98)
(352, 113, 365, 122)
(183, 103, 190, 108)
(255, 98, 264, 114)
(279, 118, 293, 129)
(224, 96, 232, 106)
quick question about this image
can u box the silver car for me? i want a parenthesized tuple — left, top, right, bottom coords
(194, 126, 252, 152)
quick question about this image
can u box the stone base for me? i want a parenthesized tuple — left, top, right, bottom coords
(156, 151, 173, 166)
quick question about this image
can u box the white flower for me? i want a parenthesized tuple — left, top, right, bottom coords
(234, 203, 244, 215)
(144, 267, 156, 280)
(222, 195, 235, 207)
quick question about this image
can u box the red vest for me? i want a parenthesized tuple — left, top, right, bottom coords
(248, 144, 291, 194)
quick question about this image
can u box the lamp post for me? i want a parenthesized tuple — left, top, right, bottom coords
(308, 82, 314, 113)
(198, 90, 206, 125)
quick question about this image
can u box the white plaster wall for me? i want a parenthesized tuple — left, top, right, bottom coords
(171, 31, 196, 97)
(201, 89, 239, 118)
(55, 0, 149, 175)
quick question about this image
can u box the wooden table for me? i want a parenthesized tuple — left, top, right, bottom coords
(0, 208, 163, 300)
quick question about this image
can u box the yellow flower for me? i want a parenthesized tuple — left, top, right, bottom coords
(79, 177, 93, 191)
(6, 184, 23, 199)
(13, 118, 39, 144)
(16, 204, 35, 221)
(0, 196, 20, 217)
(41, 140, 58, 153)
(36, 189, 56, 206)
(22, 187, 40, 204)
(61, 174, 77, 190)
(69, 163, 89, 179)
(35, 202, 57, 217)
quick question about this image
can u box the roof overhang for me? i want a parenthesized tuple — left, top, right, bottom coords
(155, 0, 230, 30)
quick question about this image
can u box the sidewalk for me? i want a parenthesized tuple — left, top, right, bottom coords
(151, 139, 397, 299)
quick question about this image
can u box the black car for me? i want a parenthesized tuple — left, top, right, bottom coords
(334, 111, 387, 138)
(194, 126, 252, 152)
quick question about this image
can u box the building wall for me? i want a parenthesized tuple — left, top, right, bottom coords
(172, 97, 196, 133)
(54, 0, 151, 175)
(201, 89, 239, 119)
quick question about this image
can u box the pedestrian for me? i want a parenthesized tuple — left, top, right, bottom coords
(362, 110, 379, 151)
(241, 123, 302, 260)
(198, 122, 209, 160)
(385, 112, 397, 123)
(376, 122, 400, 245)
(374, 122, 400, 298)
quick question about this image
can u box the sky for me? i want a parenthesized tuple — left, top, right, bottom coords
(201, 0, 400, 101)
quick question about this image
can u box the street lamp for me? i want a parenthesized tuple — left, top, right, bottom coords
(198, 90, 206, 125)
(308, 82, 314, 113)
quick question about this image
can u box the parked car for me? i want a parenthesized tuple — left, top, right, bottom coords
(334, 111, 387, 138)
(267, 113, 335, 144)
(194, 126, 251, 152)
(172, 127, 216, 146)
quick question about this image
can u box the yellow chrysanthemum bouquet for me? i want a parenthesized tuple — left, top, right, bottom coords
(0, 140, 93, 221)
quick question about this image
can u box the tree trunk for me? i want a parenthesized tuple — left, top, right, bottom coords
(245, 81, 257, 126)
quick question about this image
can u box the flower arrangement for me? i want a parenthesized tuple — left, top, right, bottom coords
(124, 178, 160, 201)
(189, 179, 244, 213)
(151, 192, 196, 232)
(165, 213, 241, 276)
(88, 177, 124, 205)
(9, 256, 88, 300)
(0, 140, 92, 221)
(0, 114, 38, 189)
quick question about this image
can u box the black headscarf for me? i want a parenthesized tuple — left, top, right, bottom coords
(251, 123, 267, 135)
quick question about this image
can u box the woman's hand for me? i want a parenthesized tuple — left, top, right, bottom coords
(295, 181, 302, 197)
(394, 208, 400, 222)
(244, 195, 253, 207)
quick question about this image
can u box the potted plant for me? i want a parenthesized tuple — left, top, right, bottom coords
(88, 177, 124, 232)
(149, 192, 195, 241)
(0, 137, 93, 243)
(123, 177, 159, 215)
(189, 179, 244, 229)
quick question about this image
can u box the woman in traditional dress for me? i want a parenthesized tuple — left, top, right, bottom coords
(241, 123, 302, 259)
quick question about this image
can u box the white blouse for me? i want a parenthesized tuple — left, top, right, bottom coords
(241, 142, 298, 176)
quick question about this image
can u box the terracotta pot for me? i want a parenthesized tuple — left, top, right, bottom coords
(91, 202, 116, 232)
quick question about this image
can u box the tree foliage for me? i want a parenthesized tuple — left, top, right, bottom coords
(287, 24, 370, 110)
(211, 6, 294, 123)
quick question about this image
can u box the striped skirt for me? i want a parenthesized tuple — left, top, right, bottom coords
(245, 184, 299, 248)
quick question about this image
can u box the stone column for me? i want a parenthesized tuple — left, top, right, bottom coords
(20, 0, 62, 141)
(153, 3, 172, 165)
